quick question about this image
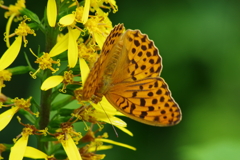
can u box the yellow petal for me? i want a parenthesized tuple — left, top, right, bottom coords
(49, 33, 69, 57)
(0, 36, 22, 71)
(96, 138, 136, 151)
(9, 135, 29, 160)
(61, 134, 82, 160)
(100, 97, 124, 116)
(94, 33, 105, 50)
(82, 0, 90, 24)
(88, 145, 112, 152)
(114, 125, 133, 137)
(6, 13, 17, 48)
(24, 146, 48, 159)
(47, 0, 57, 27)
(41, 75, 64, 91)
(95, 114, 127, 127)
(59, 14, 75, 26)
(79, 58, 90, 86)
(68, 27, 80, 68)
(0, 107, 19, 131)
(91, 97, 124, 116)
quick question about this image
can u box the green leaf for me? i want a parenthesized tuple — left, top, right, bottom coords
(7, 66, 33, 75)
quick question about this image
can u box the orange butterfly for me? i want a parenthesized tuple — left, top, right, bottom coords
(81, 24, 182, 126)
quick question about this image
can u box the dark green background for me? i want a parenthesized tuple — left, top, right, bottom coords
(0, 0, 240, 160)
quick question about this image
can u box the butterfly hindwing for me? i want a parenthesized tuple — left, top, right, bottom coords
(105, 77, 181, 126)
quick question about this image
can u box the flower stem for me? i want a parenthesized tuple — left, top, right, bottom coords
(37, 24, 58, 151)
(38, 70, 52, 151)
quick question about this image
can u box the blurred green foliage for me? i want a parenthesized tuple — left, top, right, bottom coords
(0, 0, 240, 160)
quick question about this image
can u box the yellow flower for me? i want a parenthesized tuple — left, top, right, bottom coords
(82, 0, 90, 24)
(9, 126, 33, 160)
(68, 27, 80, 68)
(1, 0, 26, 47)
(95, 138, 136, 151)
(24, 146, 49, 159)
(9, 119, 47, 160)
(0, 36, 22, 69)
(47, 0, 57, 27)
(56, 123, 82, 160)
(79, 58, 90, 86)
(5, 17, 35, 48)
(84, 9, 112, 49)
(0, 106, 19, 131)
(2, 0, 25, 18)
(80, 130, 135, 159)
(30, 29, 80, 79)
(78, 41, 99, 69)
(0, 70, 12, 94)
(60, 133, 82, 160)
(41, 75, 64, 91)
(89, 99, 134, 137)
(59, 14, 81, 68)
(90, 0, 118, 13)
(0, 97, 35, 131)
(41, 70, 78, 92)
(0, 36, 22, 96)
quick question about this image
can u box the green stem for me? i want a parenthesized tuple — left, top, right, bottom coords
(38, 70, 52, 151)
(37, 24, 59, 151)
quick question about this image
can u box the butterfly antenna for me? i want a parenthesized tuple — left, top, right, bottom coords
(99, 102, 119, 137)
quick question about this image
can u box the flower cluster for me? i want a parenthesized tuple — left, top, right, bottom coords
(0, 0, 135, 160)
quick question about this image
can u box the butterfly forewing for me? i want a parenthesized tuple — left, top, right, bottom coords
(82, 24, 125, 100)
(111, 29, 162, 84)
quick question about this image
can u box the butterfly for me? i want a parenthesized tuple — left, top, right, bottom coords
(81, 24, 182, 126)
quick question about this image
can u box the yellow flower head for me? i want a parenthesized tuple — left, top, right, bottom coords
(3, 0, 26, 18)
(55, 123, 83, 160)
(9, 122, 46, 160)
(75, 6, 84, 23)
(78, 42, 99, 69)
(90, 0, 118, 13)
(13, 97, 31, 111)
(0, 97, 38, 131)
(30, 51, 60, 79)
(0, 70, 12, 91)
(84, 9, 112, 49)
(14, 19, 36, 46)
(5, 18, 36, 47)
